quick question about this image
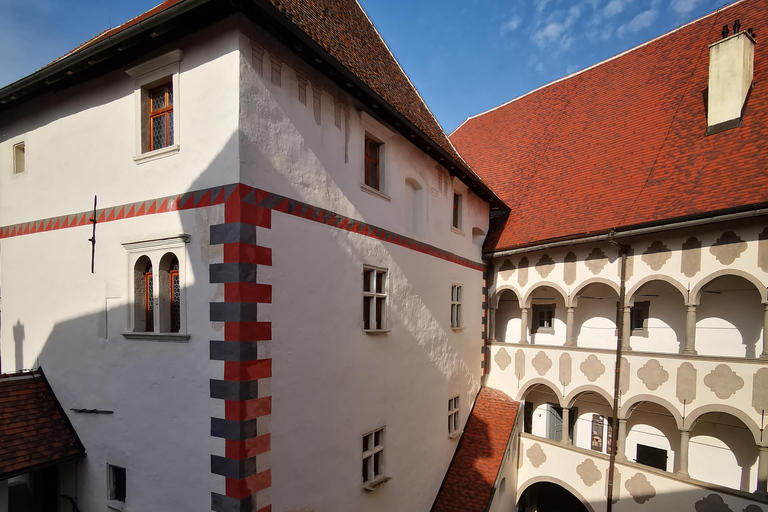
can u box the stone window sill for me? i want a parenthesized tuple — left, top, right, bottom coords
(360, 184, 391, 201)
(363, 475, 392, 491)
(122, 332, 190, 342)
(449, 430, 462, 440)
(107, 501, 125, 512)
(364, 329, 392, 336)
(451, 226, 464, 236)
(133, 144, 180, 164)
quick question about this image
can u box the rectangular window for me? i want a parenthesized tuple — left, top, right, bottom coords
(108, 464, 126, 505)
(452, 193, 462, 230)
(532, 304, 555, 334)
(362, 427, 384, 484)
(144, 270, 154, 331)
(451, 285, 462, 329)
(364, 136, 381, 190)
(170, 267, 180, 333)
(636, 444, 667, 471)
(13, 142, 25, 174)
(448, 396, 460, 435)
(148, 83, 174, 151)
(630, 301, 650, 334)
(363, 267, 387, 331)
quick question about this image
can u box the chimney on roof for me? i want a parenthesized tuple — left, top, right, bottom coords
(707, 21, 755, 133)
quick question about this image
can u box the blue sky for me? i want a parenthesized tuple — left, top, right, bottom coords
(1, 0, 732, 132)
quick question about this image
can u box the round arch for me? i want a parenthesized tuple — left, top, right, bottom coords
(523, 281, 570, 309)
(690, 269, 767, 306)
(516, 477, 597, 512)
(626, 274, 689, 307)
(571, 278, 620, 307)
(516, 378, 565, 408)
(683, 404, 763, 445)
(619, 394, 683, 430)
(565, 385, 614, 409)
(491, 285, 523, 309)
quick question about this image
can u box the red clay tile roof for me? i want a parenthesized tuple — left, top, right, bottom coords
(451, 0, 768, 253)
(0, 368, 85, 479)
(431, 387, 519, 512)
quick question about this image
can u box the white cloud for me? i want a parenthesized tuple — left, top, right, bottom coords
(566, 64, 579, 74)
(536, 62, 545, 72)
(531, 5, 581, 52)
(670, 0, 705, 14)
(616, 8, 659, 38)
(603, 0, 631, 18)
(500, 16, 522, 35)
(535, 0, 552, 13)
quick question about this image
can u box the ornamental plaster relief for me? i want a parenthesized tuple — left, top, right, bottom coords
(532, 351, 553, 376)
(694, 493, 734, 512)
(559, 353, 572, 387)
(759, 227, 768, 272)
(625, 472, 656, 504)
(515, 349, 526, 380)
(620, 357, 630, 395)
(500, 259, 515, 272)
(585, 248, 608, 275)
(703, 364, 745, 399)
(495, 347, 512, 371)
(580, 354, 606, 382)
(535, 254, 555, 278)
(637, 359, 669, 391)
(710, 231, 748, 265)
(526, 443, 547, 468)
(576, 458, 601, 487)
(519, 257, 529, 286)
(751, 368, 768, 414)
(564, 252, 577, 285)
(641, 240, 672, 271)
(682, 236, 702, 278)
(676, 362, 697, 404)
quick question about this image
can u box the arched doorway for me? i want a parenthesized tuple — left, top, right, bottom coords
(516, 482, 590, 512)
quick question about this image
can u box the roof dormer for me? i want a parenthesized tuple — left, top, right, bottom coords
(707, 20, 756, 134)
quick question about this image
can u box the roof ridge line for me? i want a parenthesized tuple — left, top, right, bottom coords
(457, 0, 745, 126)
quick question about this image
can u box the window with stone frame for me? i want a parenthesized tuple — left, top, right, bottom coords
(364, 136, 382, 190)
(532, 304, 555, 334)
(363, 266, 388, 332)
(630, 301, 650, 335)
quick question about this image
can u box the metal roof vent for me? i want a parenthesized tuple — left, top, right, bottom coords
(707, 20, 756, 134)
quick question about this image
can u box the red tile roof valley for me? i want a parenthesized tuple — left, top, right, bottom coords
(451, 0, 768, 253)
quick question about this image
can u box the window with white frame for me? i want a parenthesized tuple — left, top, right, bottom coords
(125, 50, 182, 163)
(452, 192, 463, 231)
(123, 235, 189, 341)
(360, 112, 393, 199)
(451, 284, 463, 329)
(362, 427, 389, 489)
(363, 266, 388, 332)
(107, 464, 126, 510)
(448, 396, 460, 437)
(12, 142, 25, 174)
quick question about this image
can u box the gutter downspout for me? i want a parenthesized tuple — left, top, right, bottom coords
(606, 238, 628, 512)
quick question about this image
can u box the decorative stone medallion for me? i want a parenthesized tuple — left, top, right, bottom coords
(532, 351, 553, 376)
(526, 443, 546, 468)
(625, 472, 656, 504)
(694, 493, 733, 512)
(495, 347, 512, 371)
(535, 254, 555, 278)
(637, 359, 669, 391)
(619, 357, 630, 395)
(676, 362, 697, 405)
(559, 353, 572, 387)
(710, 231, 747, 265)
(641, 240, 672, 271)
(704, 365, 744, 400)
(564, 252, 577, 285)
(500, 259, 516, 272)
(515, 350, 526, 380)
(585, 248, 608, 275)
(752, 368, 768, 414)
(681, 237, 702, 278)
(576, 458, 602, 487)
(580, 354, 606, 382)
(518, 257, 529, 287)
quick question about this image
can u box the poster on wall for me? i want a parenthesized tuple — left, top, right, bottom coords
(591, 414, 604, 451)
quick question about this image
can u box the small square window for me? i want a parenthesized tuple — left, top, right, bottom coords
(636, 444, 667, 471)
(451, 285, 463, 329)
(362, 427, 388, 489)
(630, 301, 650, 335)
(364, 136, 382, 190)
(13, 142, 25, 174)
(363, 266, 388, 332)
(448, 396, 460, 436)
(532, 304, 555, 334)
(108, 464, 126, 508)
(452, 193, 463, 230)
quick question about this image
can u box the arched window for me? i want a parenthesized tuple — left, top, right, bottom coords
(159, 253, 181, 333)
(134, 256, 154, 332)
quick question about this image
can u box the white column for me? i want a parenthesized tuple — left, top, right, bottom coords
(758, 446, 768, 496)
(616, 419, 628, 461)
(488, 305, 497, 343)
(761, 304, 768, 359)
(622, 306, 632, 351)
(684, 305, 697, 355)
(520, 307, 529, 344)
(565, 307, 576, 347)
(561, 407, 571, 445)
(678, 430, 690, 478)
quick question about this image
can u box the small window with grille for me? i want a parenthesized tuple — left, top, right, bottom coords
(362, 427, 390, 490)
(451, 284, 463, 329)
(448, 396, 460, 437)
(148, 84, 174, 151)
(363, 266, 388, 332)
